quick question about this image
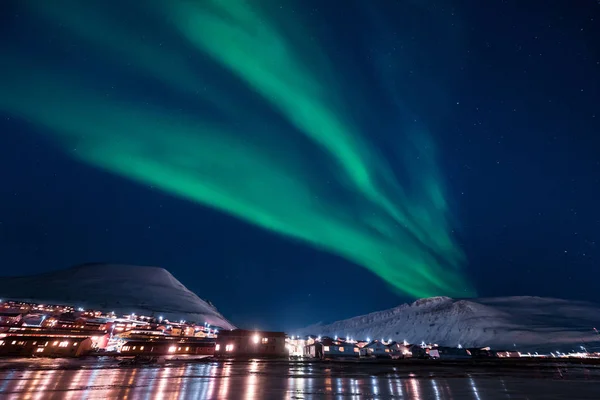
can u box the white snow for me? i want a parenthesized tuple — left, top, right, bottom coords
(297, 296, 600, 350)
(0, 263, 235, 329)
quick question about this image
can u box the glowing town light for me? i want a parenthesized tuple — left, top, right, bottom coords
(458, 344, 462, 349)
(388, 338, 392, 343)
(346, 336, 349, 341)
(403, 340, 408, 346)
(317, 336, 321, 341)
(168, 346, 176, 353)
(253, 335, 259, 344)
(421, 341, 426, 347)
(367, 337, 370, 342)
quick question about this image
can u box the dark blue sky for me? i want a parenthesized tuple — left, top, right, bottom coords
(0, 0, 599, 331)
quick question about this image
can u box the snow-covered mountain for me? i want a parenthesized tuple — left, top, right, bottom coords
(297, 296, 600, 351)
(0, 263, 235, 329)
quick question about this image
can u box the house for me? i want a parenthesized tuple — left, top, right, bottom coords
(387, 341, 412, 359)
(360, 340, 391, 358)
(407, 344, 428, 359)
(120, 339, 215, 356)
(214, 329, 287, 358)
(0, 335, 94, 357)
(305, 337, 359, 359)
(0, 312, 23, 326)
(494, 350, 521, 358)
(434, 346, 472, 359)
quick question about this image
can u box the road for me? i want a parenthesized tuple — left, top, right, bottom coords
(0, 358, 599, 399)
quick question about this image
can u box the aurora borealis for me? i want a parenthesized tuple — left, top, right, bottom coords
(2, 0, 600, 330)
(0, 0, 476, 298)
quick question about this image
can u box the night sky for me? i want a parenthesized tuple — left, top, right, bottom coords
(1, 0, 599, 331)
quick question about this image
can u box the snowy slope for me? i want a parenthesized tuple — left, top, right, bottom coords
(297, 296, 600, 350)
(0, 263, 235, 329)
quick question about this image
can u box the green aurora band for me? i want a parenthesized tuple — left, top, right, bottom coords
(0, 1, 475, 298)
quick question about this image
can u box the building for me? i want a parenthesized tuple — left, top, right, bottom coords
(305, 337, 359, 359)
(433, 346, 472, 359)
(120, 339, 215, 356)
(493, 350, 521, 358)
(0, 311, 23, 326)
(360, 340, 392, 358)
(215, 329, 287, 358)
(387, 341, 412, 359)
(0, 332, 96, 357)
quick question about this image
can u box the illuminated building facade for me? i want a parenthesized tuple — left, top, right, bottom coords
(305, 337, 359, 359)
(215, 329, 287, 357)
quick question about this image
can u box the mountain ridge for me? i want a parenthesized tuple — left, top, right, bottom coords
(297, 296, 600, 350)
(0, 263, 235, 329)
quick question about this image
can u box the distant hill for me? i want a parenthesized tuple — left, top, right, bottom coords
(297, 296, 600, 351)
(0, 263, 235, 330)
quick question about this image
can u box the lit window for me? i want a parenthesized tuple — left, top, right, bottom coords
(339, 347, 344, 352)
(253, 335, 260, 344)
(225, 344, 234, 352)
(323, 346, 330, 352)
(354, 348, 359, 353)
(59, 341, 69, 348)
(261, 338, 268, 344)
(0, 341, 4, 346)
(132, 346, 136, 350)
(178, 347, 181, 351)
(140, 346, 144, 350)
(385, 349, 390, 353)
(168, 346, 176, 353)
(215, 344, 220, 351)
(185, 347, 189, 351)
(11, 341, 16, 345)
(36, 348, 44, 353)
(73, 342, 78, 346)
(53, 341, 58, 346)
(122, 346, 129, 351)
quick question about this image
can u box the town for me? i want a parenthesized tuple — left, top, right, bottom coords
(0, 299, 597, 362)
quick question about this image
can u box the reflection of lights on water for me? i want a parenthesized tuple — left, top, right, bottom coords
(470, 377, 481, 400)
(325, 377, 333, 394)
(156, 367, 171, 399)
(432, 379, 441, 400)
(37, 370, 57, 399)
(350, 378, 358, 395)
(396, 379, 403, 397)
(409, 377, 421, 400)
(245, 372, 258, 399)
(371, 376, 379, 396)
(206, 365, 216, 399)
(65, 369, 85, 400)
(218, 363, 231, 399)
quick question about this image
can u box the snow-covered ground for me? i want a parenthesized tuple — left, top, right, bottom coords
(296, 296, 600, 350)
(0, 263, 235, 329)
